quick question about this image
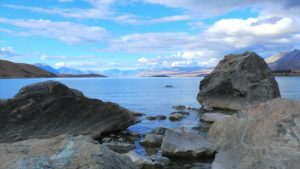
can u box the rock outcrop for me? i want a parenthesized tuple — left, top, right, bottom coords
(161, 128, 215, 159)
(208, 98, 300, 169)
(197, 52, 280, 110)
(0, 81, 136, 143)
(0, 134, 137, 169)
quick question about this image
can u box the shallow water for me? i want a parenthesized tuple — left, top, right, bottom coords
(0, 76, 299, 159)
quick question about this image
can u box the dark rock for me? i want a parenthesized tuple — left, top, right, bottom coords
(169, 113, 184, 121)
(198, 52, 280, 111)
(133, 112, 146, 117)
(146, 115, 167, 121)
(0, 81, 136, 143)
(171, 111, 190, 115)
(172, 105, 186, 110)
(165, 85, 174, 88)
(209, 98, 300, 169)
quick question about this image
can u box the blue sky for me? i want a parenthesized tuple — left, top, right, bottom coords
(0, 0, 300, 71)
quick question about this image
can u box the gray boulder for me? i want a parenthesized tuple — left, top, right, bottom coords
(161, 129, 215, 159)
(198, 52, 280, 110)
(140, 134, 163, 147)
(0, 134, 137, 169)
(201, 113, 231, 123)
(0, 81, 136, 143)
(124, 150, 170, 169)
(208, 98, 300, 169)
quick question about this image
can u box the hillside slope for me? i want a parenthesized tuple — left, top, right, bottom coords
(269, 49, 300, 71)
(0, 59, 56, 78)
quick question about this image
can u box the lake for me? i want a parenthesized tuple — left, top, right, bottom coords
(0, 76, 299, 157)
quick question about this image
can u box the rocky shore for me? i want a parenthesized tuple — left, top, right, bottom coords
(0, 51, 299, 169)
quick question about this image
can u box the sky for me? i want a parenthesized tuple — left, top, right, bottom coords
(0, 0, 300, 71)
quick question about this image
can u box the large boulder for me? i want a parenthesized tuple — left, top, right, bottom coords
(198, 52, 280, 110)
(0, 134, 137, 169)
(208, 98, 300, 169)
(0, 81, 136, 143)
(161, 128, 215, 159)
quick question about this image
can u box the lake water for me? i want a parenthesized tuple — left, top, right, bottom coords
(0, 76, 300, 157)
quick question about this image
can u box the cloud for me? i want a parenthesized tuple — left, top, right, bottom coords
(138, 57, 149, 63)
(0, 46, 17, 58)
(137, 50, 219, 68)
(108, 32, 202, 53)
(55, 61, 99, 68)
(3, 2, 192, 25)
(143, 0, 300, 17)
(0, 18, 109, 44)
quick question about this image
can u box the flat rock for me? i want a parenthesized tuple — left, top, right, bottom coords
(0, 134, 137, 169)
(161, 129, 215, 159)
(124, 150, 170, 169)
(151, 127, 167, 135)
(102, 141, 135, 153)
(140, 134, 163, 147)
(0, 81, 136, 143)
(201, 113, 231, 123)
(208, 98, 300, 169)
(198, 52, 280, 110)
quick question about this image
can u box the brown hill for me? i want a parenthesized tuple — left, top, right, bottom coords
(0, 59, 56, 78)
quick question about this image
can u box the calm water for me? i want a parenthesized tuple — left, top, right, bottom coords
(0, 77, 299, 156)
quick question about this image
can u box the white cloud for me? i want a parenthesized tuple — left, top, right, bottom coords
(55, 61, 99, 68)
(3, 3, 192, 25)
(0, 18, 109, 44)
(143, 0, 300, 17)
(0, 46, 17, 58)
(108, 32, 201, 53)
(40, 54, 67, 60)
(138, 57, 149, 63)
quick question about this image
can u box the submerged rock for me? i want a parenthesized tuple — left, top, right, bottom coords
(0, 81, 136, 143)
(140, 134, 163, 147)
(146, 115, 167, 121)
(209, 98, 300, 169)
(198, 52, 280, 110)
(161, 129, 215, 159)
(169, 113, 184, 121)
(0, 134, 137, 169)
(201, 113, 231, 123)
(172, 105, 186, 110)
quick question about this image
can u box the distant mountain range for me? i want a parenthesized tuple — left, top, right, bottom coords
(35, 63, 212, 77)
(267, 49, 300, 71)
(2, 49, 299, 78)
(0, 60, 56, 78)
